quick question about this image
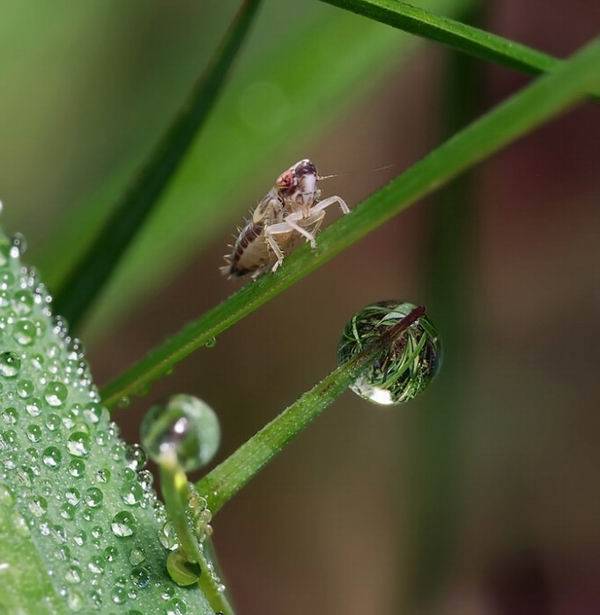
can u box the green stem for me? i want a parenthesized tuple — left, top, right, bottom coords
(159, 456, 234, 615)
(52, 0, 263, 330)
(196, 308, 424, 514)
(101, 35, 600, 410)
(320, 0, 600, 97)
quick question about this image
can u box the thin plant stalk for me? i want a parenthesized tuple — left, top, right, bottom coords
(160, 455, 234, 615)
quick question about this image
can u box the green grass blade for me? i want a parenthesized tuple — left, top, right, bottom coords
(320, 0, 600, 97)
(52, 0, 263, 330)
(101, 35, 600, 410)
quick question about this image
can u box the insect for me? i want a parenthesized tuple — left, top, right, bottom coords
(221, 159, 350, 278)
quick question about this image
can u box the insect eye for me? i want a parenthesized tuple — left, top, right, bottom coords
(275, 170, 294, 189)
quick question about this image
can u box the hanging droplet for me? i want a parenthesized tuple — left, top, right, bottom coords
(140, 394, 220, 472)
(337, 301, 441, 406)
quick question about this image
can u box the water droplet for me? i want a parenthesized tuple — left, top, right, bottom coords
(204, 337, 217, 348)
(1, 407, 17, 425)
(337, 301, 441, 405)
(103, 545, 118, 563)
(13, 319, 36, 346)
(140, 394, 220, 472)
(65, 565, 82, 585)
(129, 547, 145, 566)
(0, 352, 20, 378)
(60, 503, 76, 521)
(158, 522, 179, 551)
(66, 588, 83, 611)
(12, 289, 34, 315)
(111, 585, 127, 604)
(44, 381, 68, 407)
(85, 487, 103, 508)
(9, 233, 27, 258)
(68, 458, 86, 478)
(16, 379, 34, 399)
(64, 488, 81, 506)
(130, 565, 150, 588)
(28, 495, 48, 517)
(125, 443, 146, 471)
(95, 468, 111, 484)
(26, 424, 42, 443)
(67, 432, 90, 457)
(42, 446, 62, 469)
(88, 556, 105, 575)
(120, 482, 144, 507)
(165, 597, 188, 615)
(111, 511, 136, 537)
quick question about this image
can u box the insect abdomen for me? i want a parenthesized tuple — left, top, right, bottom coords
(222, 221, 267, 277)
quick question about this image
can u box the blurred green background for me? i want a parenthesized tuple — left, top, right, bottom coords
(1, 1, 600, 613)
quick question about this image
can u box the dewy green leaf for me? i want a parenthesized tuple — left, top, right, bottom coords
(37, 0, 472, 337)
(52, 0, 263, 331)
(320, 0, 600, 98)
(0, 231, 214, 613)
(101, 35, 600, 411)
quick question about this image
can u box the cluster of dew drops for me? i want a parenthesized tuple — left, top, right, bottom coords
(0, 227, 211, 613)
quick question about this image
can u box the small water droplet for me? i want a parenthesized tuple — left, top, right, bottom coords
(158, 521, 179, 551)
(111, 585, 127, 604)
(26, 424, 42, 443)
(1, 407, 17, 425)
(120, 482, 144, 507)
(130, 564, 150, 588)
(44, 381, 68, 407)
(64, 488, 81, 506)
(103, 545, 118, 563)
(42, 446, 62, 469)
(204, 337, 217, 348)
(140, 394, 220, 472)
(85, 487, 103, 508)
(68, 458, 86, 478)
(9, 233, 27, 258)
(337, 301, 441, 405)
(28, 495, 48, 517)
(88, 556, 105, 575)
(67, 432, 90, 457)
(111, 511, 136, 537)
(13, 319, 36, 346)
(0, 352, 20, 378)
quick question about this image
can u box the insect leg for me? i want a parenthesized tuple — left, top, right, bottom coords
(312, 195, 350, 215)
(263, 228, 286, 272)
(279, 218, 317, 248)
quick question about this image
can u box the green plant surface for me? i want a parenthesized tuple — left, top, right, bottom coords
(196, 307, 425, 514)
(52, 0, 263, 331)
(0, 233, 212, 613)
(320, 0, 600, 98)
(101, 35, 600, 411)
(36, 0, 472, 336)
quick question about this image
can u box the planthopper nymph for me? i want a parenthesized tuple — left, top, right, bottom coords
(221, 159, 350, 279)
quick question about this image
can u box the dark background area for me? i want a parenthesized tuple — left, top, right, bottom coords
(1, 1, 600, 613)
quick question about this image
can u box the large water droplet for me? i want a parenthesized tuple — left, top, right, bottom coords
(42, 446, 62, 469)
(140, 394, 220, 472)
(337, 301, 441, 406)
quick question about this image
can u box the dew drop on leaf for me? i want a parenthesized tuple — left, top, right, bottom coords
(337, 301, 442, 406)
(140, 394, 220, 472)
(66, 432, 90, 457)
(0, 351, 21, 378)
(111, 511, 136, 537)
